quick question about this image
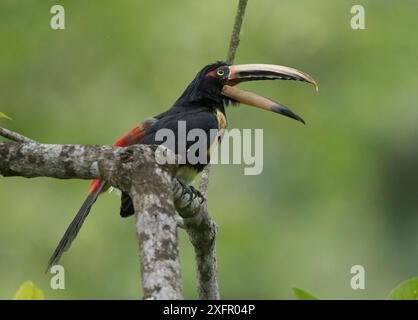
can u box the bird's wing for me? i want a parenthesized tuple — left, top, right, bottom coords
(119, 109, 219, 217)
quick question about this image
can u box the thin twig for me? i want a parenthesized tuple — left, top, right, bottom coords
(199, 0, 249, 195)
(226, 0, 249, 64)
(193, 0, 249, 299)
(0, 127, 35, 143)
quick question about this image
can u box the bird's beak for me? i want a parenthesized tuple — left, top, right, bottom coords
(222, 64, 318, 124)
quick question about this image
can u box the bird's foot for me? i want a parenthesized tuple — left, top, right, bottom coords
(188, 185, 205, 204)
(176, 179, 205, 204)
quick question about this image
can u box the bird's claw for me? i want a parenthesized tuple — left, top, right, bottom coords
(176, 179, 205, 204)
(188, 185, 205, 204)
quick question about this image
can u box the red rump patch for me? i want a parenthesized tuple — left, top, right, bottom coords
(113, 124, 145, 147)
(88, 124, 147, 195)
(88, 179, 103, 195)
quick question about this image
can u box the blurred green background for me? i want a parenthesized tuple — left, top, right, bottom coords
(1, 0, 418, 299)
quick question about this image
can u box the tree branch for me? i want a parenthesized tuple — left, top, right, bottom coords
(0, 142, 128, 181)
(129, 151, 183, 300)
(0, 126, 219, 299)
(0, 140, 185, 298)
(1, 0, 251, 301)
(194, 1, 249, 298)
(184, 204, 219, 299)
(173, 180, 219, 299)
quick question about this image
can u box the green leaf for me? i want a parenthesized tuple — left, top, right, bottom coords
(0, 112, 12, 120)
(293, 287, 319, 300)
(13, 281, 45, 300)
(388, 277, 418, 300)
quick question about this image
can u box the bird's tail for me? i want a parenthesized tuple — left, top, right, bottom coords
(46, 179, 107, 272)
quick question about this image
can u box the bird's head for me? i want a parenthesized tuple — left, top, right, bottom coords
(176, 61, 318, 124)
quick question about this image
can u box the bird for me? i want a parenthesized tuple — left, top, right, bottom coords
(46, 61, 318, 270)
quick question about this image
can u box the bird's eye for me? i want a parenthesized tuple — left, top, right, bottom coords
(216, 69, 224, 77)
